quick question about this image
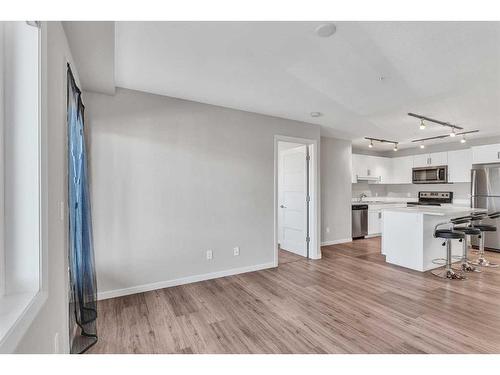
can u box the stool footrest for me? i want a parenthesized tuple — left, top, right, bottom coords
(431, 258, 447, 266)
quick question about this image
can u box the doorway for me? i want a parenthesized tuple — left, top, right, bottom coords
(274, 136, 319, 267)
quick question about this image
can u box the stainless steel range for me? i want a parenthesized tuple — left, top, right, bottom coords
(407, 191, 453, 206)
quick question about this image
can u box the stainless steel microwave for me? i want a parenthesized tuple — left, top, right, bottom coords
(412, 165, 448, 184)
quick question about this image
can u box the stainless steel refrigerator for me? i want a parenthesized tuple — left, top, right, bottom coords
(471, 163, 500, 252)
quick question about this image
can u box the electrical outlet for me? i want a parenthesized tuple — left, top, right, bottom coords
(326, 227, 330, 233)
(233, 247, 240, 256)
(206, 250, 213, 260)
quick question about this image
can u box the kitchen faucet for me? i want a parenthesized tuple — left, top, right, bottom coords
(359, 193, 367, 202)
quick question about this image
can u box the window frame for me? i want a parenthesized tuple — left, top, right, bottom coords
(0, 21, 5, 298)
(0, 21, 46, 353)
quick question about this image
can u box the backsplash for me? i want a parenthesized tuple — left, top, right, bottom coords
(352, 182, 470, 201)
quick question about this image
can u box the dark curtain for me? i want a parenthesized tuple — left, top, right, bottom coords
(67, 65, 98, 354)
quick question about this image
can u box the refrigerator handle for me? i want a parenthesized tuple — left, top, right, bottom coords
(471, 169, 476, 207)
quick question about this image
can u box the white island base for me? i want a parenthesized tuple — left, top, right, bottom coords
(381, 207, 481, 272)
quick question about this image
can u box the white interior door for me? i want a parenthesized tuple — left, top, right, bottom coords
(278, 144, 308, 257)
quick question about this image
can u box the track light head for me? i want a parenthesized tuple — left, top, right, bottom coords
(450, 128, 456, 137)
(419, 119, 426, 130)
(461, 135, 466, 143)
(368, 140, 373, 148)
(420, 143, 425, 149)
(393, 143, 398, 151)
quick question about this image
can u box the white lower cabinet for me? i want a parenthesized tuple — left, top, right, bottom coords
(368, 210, 382, 236)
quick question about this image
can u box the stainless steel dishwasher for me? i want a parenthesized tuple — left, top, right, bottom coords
(352, 204, 368, 239)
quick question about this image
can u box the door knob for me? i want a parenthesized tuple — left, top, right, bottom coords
(280, 205, 287, 208)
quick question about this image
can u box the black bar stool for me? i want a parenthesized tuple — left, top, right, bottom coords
(432, 223, 466, 280)
(451, 215, 481, 273)
(471, 211, 499, 268)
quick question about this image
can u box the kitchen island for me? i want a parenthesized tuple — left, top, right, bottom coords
(381, 206, 484, 272)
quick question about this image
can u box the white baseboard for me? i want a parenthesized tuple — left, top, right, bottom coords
(320, 238, 352, 246)
(97, 262, 276, 301)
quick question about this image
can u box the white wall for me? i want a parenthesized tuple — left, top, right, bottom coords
(14, 21, 80, 353)
(320, 137, 352, 245)
(83, 88, 321, 299)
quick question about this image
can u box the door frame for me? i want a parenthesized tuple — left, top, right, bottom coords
(273, 135, 320, 267)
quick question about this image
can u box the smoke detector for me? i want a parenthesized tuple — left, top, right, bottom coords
(315, 23, 336, 38)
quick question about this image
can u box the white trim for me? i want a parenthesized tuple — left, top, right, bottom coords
(365, 234, 381, 239)
(273, 135, 320, 266)
(0, 22, 44, 353)
(0, 22, 5, 298)
(97, 262, 275, 301)
(0, 291, 47, 353)
(321, 238, 353, 246)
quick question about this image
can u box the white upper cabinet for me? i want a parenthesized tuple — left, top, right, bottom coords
(428, 152, 448, 166)
(412, 152, 448, 167)
(352, 154, 367, 182)
(472, 143, 500, 164)
(372, 156, 392, 183)
(391, 156, 413, 184)
(447, 149, 472, 183)
(351, 146, 492, 185)
(352, 154, 391, 183)
(413, 154, 428, 168)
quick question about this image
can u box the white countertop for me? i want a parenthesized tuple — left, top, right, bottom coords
(352, 197, 470, 208)
(352, 197, 416, 204)
(383, 206, 484, 216)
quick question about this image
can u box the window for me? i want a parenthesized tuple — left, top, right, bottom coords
(0, 21, 41, 349)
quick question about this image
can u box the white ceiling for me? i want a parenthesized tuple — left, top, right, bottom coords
(72, 21, 500, 150)
(63, 21, 115, 95)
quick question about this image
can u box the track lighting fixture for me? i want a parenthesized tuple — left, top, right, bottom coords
(412, 130, 478, 146)
(365, 137, 399, 150)
(408, 114, 479, 150)
(408, 113, 463, 133)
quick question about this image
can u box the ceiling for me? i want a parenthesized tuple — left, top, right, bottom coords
(63, 21, 115, 95)
(66, 21, 500, 151)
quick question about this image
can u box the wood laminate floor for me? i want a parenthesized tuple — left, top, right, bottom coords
(278, 248, 304, 265)
(88, 238, 500, 354)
